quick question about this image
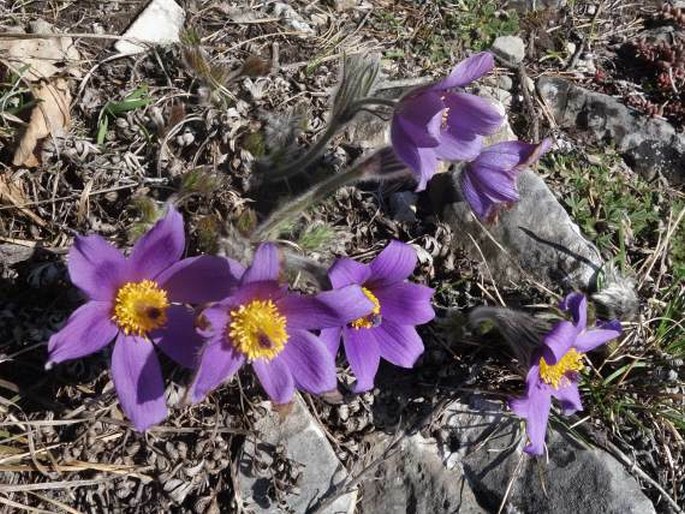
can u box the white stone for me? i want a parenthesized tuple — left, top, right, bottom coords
(491, 35, 526, 64)
(115, 0, 185, 56)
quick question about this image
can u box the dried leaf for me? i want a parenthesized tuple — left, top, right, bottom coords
(13, 78, 71, 167)
(0, 174, 45, 226)
(0, 21, 80, 80)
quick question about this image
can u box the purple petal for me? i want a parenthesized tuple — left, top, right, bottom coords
(67, 235, 128, 302)
(443, 92, 504, 138)
(393, 92, 445, 147)
(541, 321, 577, 365)
(460, 168, 492, 219)
(368, 240, 417, 286)
(195, 304, 229, 339)
(157, 255, 242, 304)
(509, 366, 552, 456)
(474, 140, 551, 172)
(47, 301, 118, 367)
(574, 328, 621, 353)
(342, 327, 380, 393)
(559, 291, 587, 329)
(187, 337, 245, 404)
(151, 305, 203, 368)
(463, 162, 520, 205)
(252, 356, 295, 404)
(431, 52, 495, 90)
(374, 283, 435, 325)
(434, 130, 483, 161)
(111, 334, 167, 431)
(278, 285, 374, 330)
(129, 207, 185, 281)
(280, 330, 337, 394)
(391, 119, 439, 191)
(319, 327, 342, 357)
(328, 258, 371, 288)
(374, 321, 424, 367)
(551, 382, 583, 416)
(229, 280, 286, 307)
(241, 243, 282, 284)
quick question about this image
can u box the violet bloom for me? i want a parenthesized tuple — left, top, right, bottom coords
(510, 292, 622, 456)
(460, 139, 551, 222)
(391, 52, 504, 191)
(188, 243, 375, 405)
(319, 241, 435, 392)
(47, 207, 240, 431)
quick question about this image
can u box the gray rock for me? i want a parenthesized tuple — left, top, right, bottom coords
(237, 396, 356, 514)
(491, 35, 526, 64)
(449, 402, 657, 514)
(360, 399, 655, 513)
(538, 76, 685, 184)
(357, 432, 487, 514)
(442, 164, 603, 290)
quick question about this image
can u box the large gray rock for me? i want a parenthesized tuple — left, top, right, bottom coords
(538, 76, 685, 184)
(444, 400, 657, 514)
(440, 164, 604, 291)
(357, 432, 487, 514)
(237, 395, 356, 513)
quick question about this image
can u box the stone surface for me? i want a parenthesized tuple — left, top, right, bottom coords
(538, 76, 685, 184)
(359, 398, 655, 513)
(443, 400, 656, 514)
(237, 395, 356, 514)
(491, 35, 526, 64)
(115, 0, 185, 55)
(357, 432, 487, 514)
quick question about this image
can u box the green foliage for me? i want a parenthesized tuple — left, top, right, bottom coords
(296, 223, 336, 253)
(127, 196, 160, 243)
(97, 85, 152, 145)
(544, 150, 660, 255)
(446, 0, 520, 52)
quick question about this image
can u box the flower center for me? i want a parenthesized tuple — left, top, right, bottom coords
(350, 287, 381, 330)
(112, 280, 169, 336)
(229, 299, 288, 361)
(538, 348, 584, 389)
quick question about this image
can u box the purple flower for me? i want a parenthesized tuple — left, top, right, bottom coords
(319, 241, 435, 392)
(509, 292, 622, 456)
(47, 207, 240, 431)
(461, 138, 551, 222)
(391, 52, 504, 191)
(187, 243, 375, 405)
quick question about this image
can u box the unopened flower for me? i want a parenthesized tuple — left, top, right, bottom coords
(391, 52, 504, 191)
(47, 207, 240, 431)
(320, 241, 435, 392)
(461, 139, 551, 222)
(188, 243, 375, 404)
(510, 292, 622, 456)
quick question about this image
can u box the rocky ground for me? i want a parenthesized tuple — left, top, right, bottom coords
(0, 0, 683, 513)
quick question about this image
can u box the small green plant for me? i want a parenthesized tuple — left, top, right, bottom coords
(96, 84, 152, 145)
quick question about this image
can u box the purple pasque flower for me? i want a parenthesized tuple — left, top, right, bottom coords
(509, 292, 622, 456)
(188, 243, 375, 405)
(460, 138, 551, 222)
(47, 207, 240, 431)
(319, 241, 435, 392)
(391, 52, 504, 191)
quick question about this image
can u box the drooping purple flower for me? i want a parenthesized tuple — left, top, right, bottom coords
(509, 292, 622, 456)
(391, 52, 505, 191)
(187, 243, 375, 405)
(47, 207, 241, 431)
(319, 241, 435, 392)
(460, 138, 551, 222)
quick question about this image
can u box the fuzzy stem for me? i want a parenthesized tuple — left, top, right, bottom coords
(253, 151, 386, 241)
(350, 97, 399, 110)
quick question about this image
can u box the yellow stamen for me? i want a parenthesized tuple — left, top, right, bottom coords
(538, 348, 584, 389)
(350, 287, 381, 330)
(229, 299, 288, 361)
(441, 108, 450, 129)
(112, 280, 169, 336)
